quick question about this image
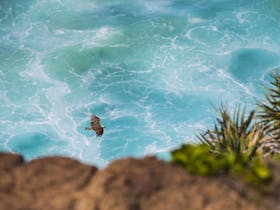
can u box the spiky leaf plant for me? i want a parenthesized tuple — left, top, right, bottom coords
(258, 74, 280, 157)
(198, 105, 269, 161)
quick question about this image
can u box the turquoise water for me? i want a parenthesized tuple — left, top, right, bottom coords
(1, 0, 280, 166)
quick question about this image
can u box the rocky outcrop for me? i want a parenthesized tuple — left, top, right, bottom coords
(0, 153, 279, 210)
(0, 154, 97, 210)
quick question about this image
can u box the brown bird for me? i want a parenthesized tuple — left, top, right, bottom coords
(85, 115, 104, 137)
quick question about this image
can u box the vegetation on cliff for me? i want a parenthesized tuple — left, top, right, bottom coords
(171, 73, 280, 185)
(258, 74, 280, 156)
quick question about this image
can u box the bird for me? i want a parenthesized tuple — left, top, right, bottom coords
(85, 115, 104, 137)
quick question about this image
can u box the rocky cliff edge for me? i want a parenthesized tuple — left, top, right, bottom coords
(0, 153, 279, 210)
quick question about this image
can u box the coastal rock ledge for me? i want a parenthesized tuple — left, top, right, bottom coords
(0, 153, 279, 210)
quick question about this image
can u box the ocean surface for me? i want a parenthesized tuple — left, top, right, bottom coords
(0, 0, 280, 167)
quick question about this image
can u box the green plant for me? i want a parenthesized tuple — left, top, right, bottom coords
(258, 73, 280, 157)
(170, 144, 235, 176)
(198, 105, 268, 161)
(171, 143, 272, 186)
(230, 155, 271, 186)
(272, 153, 280, 161)
(242, 157, 272, 185)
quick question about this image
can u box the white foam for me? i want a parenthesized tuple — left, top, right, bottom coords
(162, 76, 186, 96)
(17, 54, 102, 161)
(217, 68, 255, 97)
(188, 17, 206, 24)
(144, 142, 158, 155)
(67, 1, 97, 12)
(185, 25, 224, 46)
(51, 26, 123, 50)
(82, 26, 122, 48)
(144, 142, 173, 156)
(2, 0, 279, 167)
(30, 0, 97, 12)
(140, 0, 172, 13)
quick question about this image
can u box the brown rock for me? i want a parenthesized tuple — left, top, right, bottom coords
(0, 153, 24, 194)
(78, 156, 264, 210)
(0, 153, 24, 171)
(0, 153, 278, 210)
(261, 161, 280, 210)
(0, 154, 97, 210)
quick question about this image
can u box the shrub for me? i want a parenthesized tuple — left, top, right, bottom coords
(171, 143, 272, 185)
(170, 144, 235, 176)
(169, 73, 280, 186)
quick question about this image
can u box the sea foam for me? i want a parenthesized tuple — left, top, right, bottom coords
(0, 0, 280, 167)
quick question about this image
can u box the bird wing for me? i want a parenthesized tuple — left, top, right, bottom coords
(86, 115, 104, 136)
(91, 115, 100, 124)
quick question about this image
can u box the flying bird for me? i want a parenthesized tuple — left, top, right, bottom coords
(85, 115, 104, 137)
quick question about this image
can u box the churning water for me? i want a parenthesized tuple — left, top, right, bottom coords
(1, 0, 280, 166)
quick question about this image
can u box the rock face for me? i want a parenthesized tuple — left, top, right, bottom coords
(0, 153, 97, 210)
(0, 153, 279, 210)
